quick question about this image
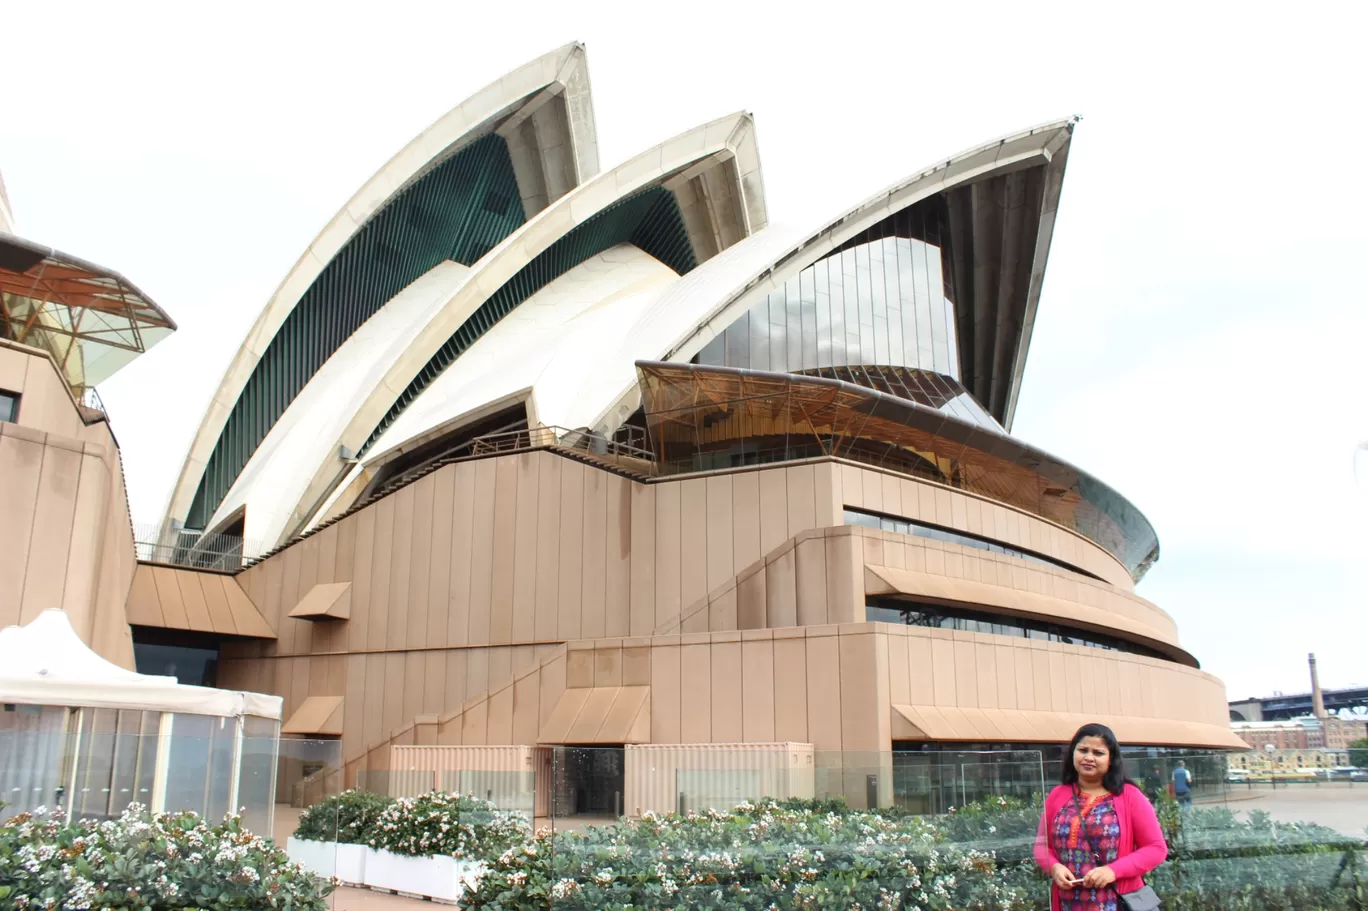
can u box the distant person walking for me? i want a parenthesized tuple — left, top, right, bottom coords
(1172, 760, 1193, 808)
(1035, 723, 1167, 910)
(1142, 765, 1164, 804)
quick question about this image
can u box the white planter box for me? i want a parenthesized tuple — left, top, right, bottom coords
(363, 848, 483, 903)
(285, 837, 368, 885)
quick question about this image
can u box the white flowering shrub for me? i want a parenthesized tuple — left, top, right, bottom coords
(461, 798, 1021, 910)
(0, 804, 333, 910)
(293, 789, 394, 844)
(367, 791, 529, 860)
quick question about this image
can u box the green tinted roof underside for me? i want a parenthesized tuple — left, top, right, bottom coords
(361, 184, 696, 456)
(188, 133, 525, 529)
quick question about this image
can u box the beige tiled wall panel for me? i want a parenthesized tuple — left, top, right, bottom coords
(853, 524, 1178, 647)
(0, 343, 138, 667)
(228, 452, 852, 757)
(879, 623, 1233, 730)
(345, 630, 887, 759)
(312, 621, 1237, 775)
(220, 449, 1211, 765)
(833, 461, 1134, 591)
(668, 528, 866, 637)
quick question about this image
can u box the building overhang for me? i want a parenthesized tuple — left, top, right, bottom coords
(288, 582, 352, 621)
(282, 696, 344, 736)
(125, 563, 276, 639)
(892, 704, 1249, 750)
(537, 685, 651, 744)
(865, 564, 1193, 666)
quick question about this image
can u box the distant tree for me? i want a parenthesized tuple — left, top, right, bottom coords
(1349, 738, 1368, 769)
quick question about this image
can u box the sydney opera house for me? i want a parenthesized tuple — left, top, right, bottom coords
(1, 43, 1243, 806)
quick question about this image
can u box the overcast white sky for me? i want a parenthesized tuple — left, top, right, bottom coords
(3, 1, 1365, 701)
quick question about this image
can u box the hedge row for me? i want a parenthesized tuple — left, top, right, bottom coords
(294, 789, 529, 860)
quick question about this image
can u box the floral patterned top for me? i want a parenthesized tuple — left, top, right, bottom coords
(1051, 789, 1121, 911)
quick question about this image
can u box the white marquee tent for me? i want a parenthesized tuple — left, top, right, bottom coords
(0, 610, 282, 832)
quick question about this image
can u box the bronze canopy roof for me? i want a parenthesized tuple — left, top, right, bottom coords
(636, 360, 1158, 581)
(0, 231, 175, 391)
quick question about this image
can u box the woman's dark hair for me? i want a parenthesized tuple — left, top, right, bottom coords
(1061, 723, 1129, 795)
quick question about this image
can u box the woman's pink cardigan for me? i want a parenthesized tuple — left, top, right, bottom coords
(1033, 783, 1168, 910)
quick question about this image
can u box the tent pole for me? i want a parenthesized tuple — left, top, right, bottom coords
(228, 716, 244, 817)
(151, 713, 173, 814)
(65, 708, 84, 818)
(265, 721, 280, 837)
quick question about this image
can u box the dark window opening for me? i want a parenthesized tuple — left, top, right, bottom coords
(215, 513, 245, 542)
(845, 507, 1103, 581)
(132, 628, 220, 686)
(552, 746, 624, 818)
(866, 597, 1170, 661)
(0, 389, 18, 423)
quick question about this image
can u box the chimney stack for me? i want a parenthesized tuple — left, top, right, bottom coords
(1310, 653, 1328, 719)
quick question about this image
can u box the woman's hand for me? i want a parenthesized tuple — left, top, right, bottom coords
(1051, 864, 1077, 889)
(1082, 865, 1117, 888)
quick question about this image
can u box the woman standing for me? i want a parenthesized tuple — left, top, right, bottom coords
(1033, 723, 1168, 910)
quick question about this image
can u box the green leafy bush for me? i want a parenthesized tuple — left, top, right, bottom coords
(292, 789, 394, 845)
(368, 791, 529, 860)
(1348, 738, 1368, 770)
(461, 798, 1021, 910)
(937, 794, 1039, 844)
(0, 804, 333, 910)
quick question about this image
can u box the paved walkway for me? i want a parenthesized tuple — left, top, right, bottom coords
(1223, 784, 1368, 837)
(330, 887, 437, 910)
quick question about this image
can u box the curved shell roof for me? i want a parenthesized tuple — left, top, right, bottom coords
(166, 43, 599, 532)
(201, 106, 765, 547)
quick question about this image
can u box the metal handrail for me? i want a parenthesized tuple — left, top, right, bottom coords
(471, 425, 654, 464)
(132, 521, 264, 572)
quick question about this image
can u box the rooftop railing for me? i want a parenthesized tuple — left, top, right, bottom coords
(469, 424, 654, 466)
(132, 521, 264, 572)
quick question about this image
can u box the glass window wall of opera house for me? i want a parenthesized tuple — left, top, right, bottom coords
(696, 235, 967, 400)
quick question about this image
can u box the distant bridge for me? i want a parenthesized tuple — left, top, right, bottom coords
(1230, 686, 1368, 721)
